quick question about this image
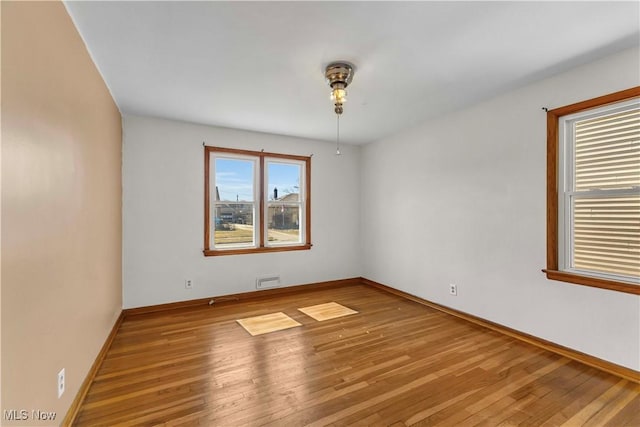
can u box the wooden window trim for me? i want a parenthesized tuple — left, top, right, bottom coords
(544, 86, 640, 295)
(204, 146, 311, 256)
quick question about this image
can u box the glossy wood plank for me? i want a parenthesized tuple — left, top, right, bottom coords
(74, 284, 640, 426)
(298, 302, 358, 321)
(237, 312, 302, 336)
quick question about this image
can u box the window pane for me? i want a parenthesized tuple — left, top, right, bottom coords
(214, 204, 254, 247)
(573, 195, 640, 278)
(574, 108, 640, 191)
(267, 162, 301, 202)
(267, 204, 300, 244)
(215, 158, 254, 202)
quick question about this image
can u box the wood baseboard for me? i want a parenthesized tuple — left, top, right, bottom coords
(62, 310, 125, 426)
(361, 277, 640, 384)
(123, 277, 362, 317)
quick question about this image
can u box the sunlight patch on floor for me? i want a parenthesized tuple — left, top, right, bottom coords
(298, 302, 358, 321)
(236, 312, 302, 336)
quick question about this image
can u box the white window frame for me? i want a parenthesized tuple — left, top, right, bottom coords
(264, 158, 306, 247)
(210, 152, 259, 250)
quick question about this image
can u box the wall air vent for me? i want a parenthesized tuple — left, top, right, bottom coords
(256, 275, 281, 289)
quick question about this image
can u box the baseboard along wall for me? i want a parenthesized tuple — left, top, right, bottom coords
(360, 278, 639, 384)
(62, 311, 125, 426)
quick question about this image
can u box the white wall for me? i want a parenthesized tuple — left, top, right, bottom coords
(360, 47, 640, 370)
(123, 115, 361, 308)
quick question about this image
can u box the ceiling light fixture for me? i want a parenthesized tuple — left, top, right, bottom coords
(325, 62, 355, 155)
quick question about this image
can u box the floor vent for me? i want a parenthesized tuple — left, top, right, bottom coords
(256, 275, 280, 289)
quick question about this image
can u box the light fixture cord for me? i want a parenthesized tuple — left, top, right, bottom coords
(336, 114, 341, 155)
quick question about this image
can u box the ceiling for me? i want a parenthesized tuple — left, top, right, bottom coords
(64, 1, 639, 145)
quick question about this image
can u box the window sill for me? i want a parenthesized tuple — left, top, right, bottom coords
(204, 244, 312, 257)
(542, 269, 640, 295)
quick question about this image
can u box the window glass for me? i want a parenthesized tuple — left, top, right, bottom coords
(215, 158, 255, 202)
(267, 161, 302, 246)
(213, 157, 255, 248)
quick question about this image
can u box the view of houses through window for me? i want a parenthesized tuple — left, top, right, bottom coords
(266, 162, 302, 244)
(213, 157, 256, 248)
(205, 147, 310, 255)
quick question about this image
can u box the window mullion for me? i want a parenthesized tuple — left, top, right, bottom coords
(258, 156, 265, 248)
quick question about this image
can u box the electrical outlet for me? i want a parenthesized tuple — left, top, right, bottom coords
(449, 284, 458, 296)
(57, 368, 65, 398)
(185, 279, 193, 289)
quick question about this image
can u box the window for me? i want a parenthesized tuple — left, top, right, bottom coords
(204, 146, 311, 256)
(545, 87, 640, 294)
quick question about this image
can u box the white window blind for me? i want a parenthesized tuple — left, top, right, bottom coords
(560, 101, 640, 283)
(574, 109, 639, 191)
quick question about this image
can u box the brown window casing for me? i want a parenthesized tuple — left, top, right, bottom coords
(204, 146, 311, 256)
(544, 87, 640, 295)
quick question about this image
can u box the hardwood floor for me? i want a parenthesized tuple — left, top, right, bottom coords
(75, 284, 640, 426)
